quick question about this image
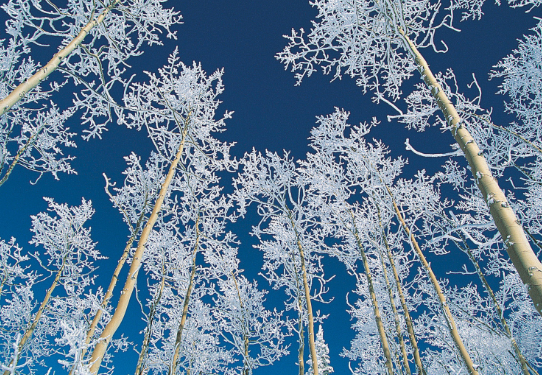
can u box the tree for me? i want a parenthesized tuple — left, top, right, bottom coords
(2, 3, 542, 374)
(300, 108, 488, 374)
(491, 19, 542, 262)
(307, 325, 333, 375)
(0, 0, 181, 185)
(233, 150, 332, 375)
(86, 51, 235, 374)
(211, 254, 291, 374)
(277, 0, 542, 317)
(390, 65, 542, 372)
(0, 198, 117, 374)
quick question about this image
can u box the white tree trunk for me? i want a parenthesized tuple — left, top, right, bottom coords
(0, 0, 121, 116)
(399, 28, 542, 317)
(88, 124, 189, 374)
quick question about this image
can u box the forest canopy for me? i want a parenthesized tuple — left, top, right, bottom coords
(0, 0, 541, 374)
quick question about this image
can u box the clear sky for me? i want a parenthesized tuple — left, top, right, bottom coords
(1, 0, 542, 374)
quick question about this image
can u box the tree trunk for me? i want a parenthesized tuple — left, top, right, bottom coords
(135, 257, 167, 375)
(390, 194, 479, 375)
(348, 209, 395, 375)
(72, 205, 147, 375)
(296, 286, 305, 375)
(286, 207, 319, 375)
(4, 259, 66, 375)
(375, 234, 411, 375)
(399, 28, 542, 317)
(0, 0, 121, 116)
(169, 223, 200, 375)
(88, 123, 190, 375)
(296, 240, 319, 375)
(289, 249, 305, 375)
(374, 200, 427, 375)
(453, 234, 533, 375)
(381, 224, 426, 375)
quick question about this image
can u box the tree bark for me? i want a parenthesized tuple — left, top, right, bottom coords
(374, 200, 427, 375)
(375, 234, 411, 375)
(294, 266, 305, 375)
(453, 234, 533, 375)
(288, 244, 306, 375)
(348, 209, 395, 375)
(286, 207, 319, 375)
(390, 195, 479, 375)
(295, 239, 319, 375)
(169, 224, 200, 375)
(3, 259, 66, 375)
(72, 204, 147, 375)
(399, 28, 542, 317)
(381, 225, 426, 375)
(0, 0, 121, 116)
(88, 122, 190, 374)
(135, 257, 167, 375)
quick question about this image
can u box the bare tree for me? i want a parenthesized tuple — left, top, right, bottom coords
(0, 0, 181, 185)
(277, 0, 542, 317)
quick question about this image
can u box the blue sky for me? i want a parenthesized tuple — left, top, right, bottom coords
(1, 0, 542, 374)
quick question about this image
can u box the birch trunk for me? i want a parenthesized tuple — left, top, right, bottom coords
(169, 222, 200, 375)
(135, 258, 167, 375)
(374, 200, 426, 375)
(88, 123, 190, 374)
(295, 239, 318, 375)
(390, 195, 479, 375)
(72, 206, 147, 375)
(243, 335, 250, 375)
(399, 28, 542, 317)
(290, 251, 306, 375)
(3, 259, 66, 375)
(296, 278, 306, 375)
(454, 235, 534, 375)
(286, 207, 319, 375)
(376, 236, 411, 375)
(381, 225, 426, 375)
(0, 0, 121, 116)
(348, 210, 395, 375)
